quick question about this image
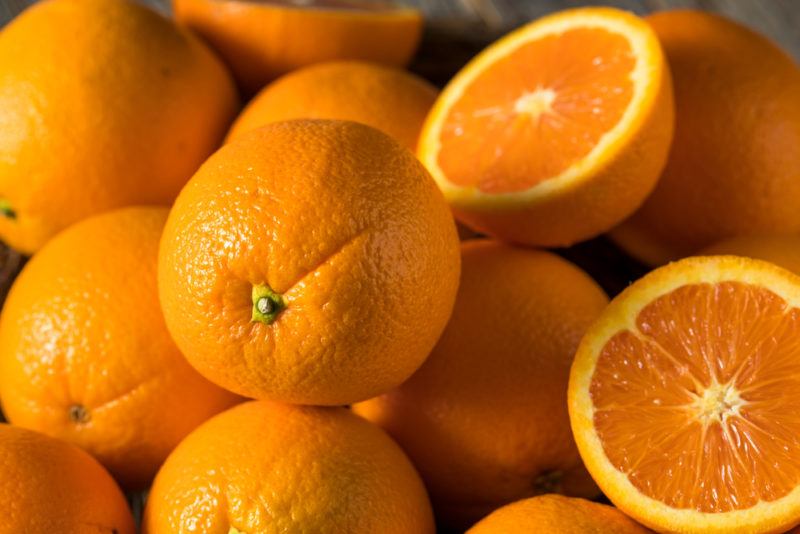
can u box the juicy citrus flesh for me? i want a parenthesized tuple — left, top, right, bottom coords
(571, 256, 800, 533)
(438, 27, 634, 194)
(421, 7, 666, 210)
(594, 281, 800, 512)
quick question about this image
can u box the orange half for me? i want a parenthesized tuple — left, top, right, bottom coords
(418, 7, 673, 247)
(569, 256, 800, 533)
(172, 0, 422, 95)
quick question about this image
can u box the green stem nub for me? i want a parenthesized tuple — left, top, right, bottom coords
(251, 284, 286, 325)
(0, 199, 16, 220)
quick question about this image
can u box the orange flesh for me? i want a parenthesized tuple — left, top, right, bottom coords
(591, 282, 800, 513)
(437, 28, 635, 194)
(257, 0, 400, 11)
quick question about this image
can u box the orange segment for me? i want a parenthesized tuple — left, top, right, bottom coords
(569, 256, 800, 533)
(418, 7, 674, 248)
(438, 27, 635, 193)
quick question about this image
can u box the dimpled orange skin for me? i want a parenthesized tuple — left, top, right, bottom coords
(158, 120, 461, 405)
(702, 234, 800, 277)
(610, 10, 800, 265)
(353, 240, 608, 529)
(0, 424, 135, 533)
(0, 0, 238, 254)
(467, 495, 650, 534)
(226, 60, 438, 151)
(172, 0, 422, 95)
(0, 207, 241, 490)
(143, 400, 435, 533)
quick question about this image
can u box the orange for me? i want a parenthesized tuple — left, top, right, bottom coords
(226, 60, 437, 151)
(610, 10, 800, 265)
(0, 423, 135, 533)
(569, 255, 800, 533)
(0, 0, 238, 255)
(172, 0, 422, 95)
(143, 400, 434, 532)
(703, 234, 800, 276)
(353, 240, 608, 529)
(417, 7, 673, 248)
(0, 207, 240, 489)
(158, 120, 460, 405)
(467, 494, 650, 533)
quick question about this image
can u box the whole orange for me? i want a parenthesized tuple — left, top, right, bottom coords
(353, 240, 608, 529)
(610, 10, 800, 265)
(0, 423, 135, 533)
(143, 400, 434, 533)
(158, 120, 460, 405)
(702, 234, 800, 276)
(226, 60, 437, 150)
(467, 495, 650, 534)
(172, 0, 422, 95)
(0, 0, 238, 254)
(0, 207, 240, 489)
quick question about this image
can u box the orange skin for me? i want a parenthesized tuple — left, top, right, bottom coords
(143, 400, 435, 533)
(353, 240, 608, 529)
(417, 8, 674, 248)
(610, 10, 800, 265)
(0, 0, 238, 254)
(702, 234, 800, 276)
(467, 495, 651, 534)
(226, 60, 438, 151)
(158, 120, 461, 406)
(172, 0, 422, 95)
(0, 207, 241, 490)
(0, 424, 135, 533)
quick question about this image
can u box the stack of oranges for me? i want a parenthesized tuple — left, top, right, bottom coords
(1, 0, 800, 533)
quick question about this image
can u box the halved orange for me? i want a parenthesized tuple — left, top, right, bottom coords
(417, 7, 673, 247)
(569, 255, 800, 533)
(172, 0, 422, 95)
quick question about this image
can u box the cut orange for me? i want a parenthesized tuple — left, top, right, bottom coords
(417, 7, 673, 247)
(172, 0, 422, 95)
(569, 255, 800, 533)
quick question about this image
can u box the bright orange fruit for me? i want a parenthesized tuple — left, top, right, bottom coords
(354, 240, 608, 529)
(226, 60, 438, 150)
(158, 120, 460, 405)
(467, 494, 650, 534)
(143, 400, 435, 533)
(569, 255, 800, 533)
(610, 10, 800, 265)
(0, 423, 135, 533)
(172, 0, 422, 95)
(417, 7, 673, 247)
(0, 0, 238, 254)
(703, 234, 800, 276)
(0, 207, 240, 489)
